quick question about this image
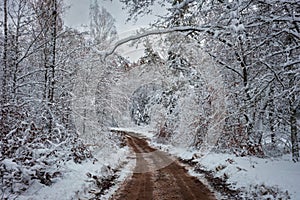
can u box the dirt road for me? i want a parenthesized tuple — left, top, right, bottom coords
(110, 133, 216, 200)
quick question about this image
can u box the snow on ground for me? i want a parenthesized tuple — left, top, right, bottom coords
(16, 145, 134, 200)
(22, 125, 298, 199)
(196, 153, 300, 199)
(124, 126, 300, 199)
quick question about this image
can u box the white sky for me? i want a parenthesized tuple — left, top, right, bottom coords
(64, 0, 159, 61)
(64, 0, 156, 36)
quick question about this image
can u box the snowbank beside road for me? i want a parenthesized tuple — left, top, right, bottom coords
(197, 153, 299, 199)
(16, 143, 133, 200)
(158, 145, 299, 199)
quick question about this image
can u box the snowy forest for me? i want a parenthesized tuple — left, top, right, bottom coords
(0, 0, 299, 199)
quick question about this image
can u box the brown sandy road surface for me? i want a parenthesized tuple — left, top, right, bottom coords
(110, 132, 216, 200)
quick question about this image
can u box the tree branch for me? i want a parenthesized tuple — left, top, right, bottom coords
(102, 26, 210, 58)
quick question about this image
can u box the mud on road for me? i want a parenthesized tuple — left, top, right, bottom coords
(110, 133, 216, 200)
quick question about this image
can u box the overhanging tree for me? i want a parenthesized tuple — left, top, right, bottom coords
(114, 0, 299, 159)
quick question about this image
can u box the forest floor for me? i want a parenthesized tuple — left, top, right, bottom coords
(110, 133, 216, 200)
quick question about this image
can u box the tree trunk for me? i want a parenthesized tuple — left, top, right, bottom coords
(290, 95, 299, 162)
(49, 0, 57, 103)
(269, 85, 275, 143)
(47, 0, 58, 133)
(2, 0, 8, 104)
(12, 15, 21, 99)
(237, 40, 254, 140)
(1, 0, 9, 136)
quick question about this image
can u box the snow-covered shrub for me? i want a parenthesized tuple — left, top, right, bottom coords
(243, 184, 291, 199)
(0, 120, 91, 198)
(84, 165, 117, 199)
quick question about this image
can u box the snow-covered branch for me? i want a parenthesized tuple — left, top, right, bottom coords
(103, 26, 209, 58)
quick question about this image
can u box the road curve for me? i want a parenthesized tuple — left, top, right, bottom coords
(110, 133, 216, 200)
